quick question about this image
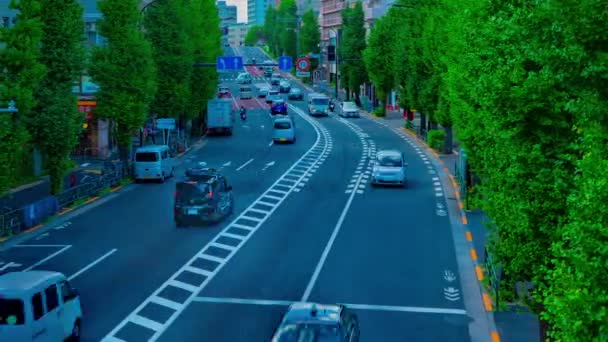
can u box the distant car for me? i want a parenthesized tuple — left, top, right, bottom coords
(236, 72, 252, 84)
(271, 99, 288, 115)
(287, 87, 303, 100)
(270, 303, 360, 342)
(266, 90, 280, 103)
(371, 150, 408, 187)
(264, 66, 274, 77)
(271, 74, 281, 85)
(279, 81, 291, 93)
(217, 86, 231, 98)
(174, 168, 234, 227)
(258, 86, 270, 98)
(339, 101, 360, 117)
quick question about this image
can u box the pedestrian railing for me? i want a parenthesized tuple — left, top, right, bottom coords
(0, 162, 127, 240)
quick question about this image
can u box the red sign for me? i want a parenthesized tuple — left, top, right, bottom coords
(77, 101, 96, 120)
(296, 57, 310, 72)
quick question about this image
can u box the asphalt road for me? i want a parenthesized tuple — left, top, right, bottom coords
(0, 46, 487, 342)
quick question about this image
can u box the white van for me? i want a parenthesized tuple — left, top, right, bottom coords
(0, 271, 83, 342)
(134, 145, 175, 182)
(240, 85, 253, 99)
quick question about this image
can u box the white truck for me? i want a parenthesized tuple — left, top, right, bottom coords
(307, 93, 330, 116)
(207, 99, 234, 135)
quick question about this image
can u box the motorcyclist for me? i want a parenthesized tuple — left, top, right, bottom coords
(329, 99, 335, 112)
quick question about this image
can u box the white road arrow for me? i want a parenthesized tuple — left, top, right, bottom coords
(0, 261, 22, 272)
(223, 161, 232, 167)
(35, 232, 49, 240)
(198, 161, 207, 167)
(443, 287, 461, 301)
(262, 161, 275, 171)
(444, 270, 457, 282)
(54, 222, 72, 230)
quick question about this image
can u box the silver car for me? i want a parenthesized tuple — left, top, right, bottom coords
(340, 101, 360, 117)
(272, 116, 296, 143)
(371, 150, 408, 187)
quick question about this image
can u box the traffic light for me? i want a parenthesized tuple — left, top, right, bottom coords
(327, 46, 335, 61)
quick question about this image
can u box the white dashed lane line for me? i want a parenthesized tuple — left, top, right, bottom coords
(101, 105, 330, 342)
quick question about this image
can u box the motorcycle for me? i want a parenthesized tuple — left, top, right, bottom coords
(240, 109, 247, 121)
(329, 101, 335, 112)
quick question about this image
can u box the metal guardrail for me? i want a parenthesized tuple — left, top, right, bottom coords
(0, 163, 127, 240)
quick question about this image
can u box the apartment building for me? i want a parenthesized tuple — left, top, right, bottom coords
(228, 24, 250, 46)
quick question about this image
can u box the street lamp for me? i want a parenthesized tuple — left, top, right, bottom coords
(328, 28, 340, 100)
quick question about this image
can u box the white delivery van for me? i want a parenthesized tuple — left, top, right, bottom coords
(0, 271, 83, 342)
(307, 93, 330, 116)
(134, 145, 175, 182)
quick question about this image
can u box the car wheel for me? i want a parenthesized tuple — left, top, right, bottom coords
(70, 320, 81, 342)
(175, 219, 183, 228)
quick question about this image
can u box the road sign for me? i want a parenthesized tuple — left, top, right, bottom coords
(156, 118, 176, 130)
(216, 56, 243, 71)
(296, 70, 310, 78)
(278, 56, 292, 71)
(296, 57, 311, 72)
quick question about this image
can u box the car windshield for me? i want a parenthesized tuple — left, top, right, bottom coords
(274, 121, 292, 129)
(343, 103, 357, 110)
(312, 98, 329, 105)
(378, 154, 403, 167)
(135, 152, 159, 162)
(0, 298, 25, 325)
(176, 182, 211, 202)
(273, 323, 342, 342)
(291, 89, 300, 93)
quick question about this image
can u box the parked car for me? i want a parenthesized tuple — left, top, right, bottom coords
(271, 99, 288, 115)
(287, 87, 303, 100)
(279, 81, 291, 93)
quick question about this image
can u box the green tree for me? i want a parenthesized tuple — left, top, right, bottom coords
(244, 24, 264, 46)
(0, 0, 46, 194)
(32, 0, 85, 194)
(362, 13, 395, 115)
(277, 0, 297, 58)
(186, 0, 221, 133)
(144, 0, 192, 120)
(89, 0, 156, 161)
(339, 2, 366, 100)
(299, 9, 320, 55)
(263, 7, 279, 56)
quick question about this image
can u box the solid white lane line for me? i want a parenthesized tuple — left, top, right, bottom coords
(150, 296, 182, 311)
(67, 248, 117, 281)
(168, 280, 198, 293)
(193, 296, 294, 306)
(184, 266, 213, 277)
(236, 158, 254, 171)
(15, 244, 68, 248)
(197, 254, 225, 263)
(131, 314, 163, 331)
(24, 245, 72, 272)
(301, 172, 364, 301)
(343, 303, 466, 315)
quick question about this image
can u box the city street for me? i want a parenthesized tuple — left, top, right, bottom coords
(0, 47, 486, 341)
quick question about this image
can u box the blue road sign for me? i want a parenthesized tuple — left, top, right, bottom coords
(216, 56, 243, 71)
(278, 56, 292, 71)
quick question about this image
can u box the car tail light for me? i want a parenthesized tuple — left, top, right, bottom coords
(208, 191, 213, 198)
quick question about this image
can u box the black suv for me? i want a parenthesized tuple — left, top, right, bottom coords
(174, 168, 234, 227)
(271, 303, 360, 342)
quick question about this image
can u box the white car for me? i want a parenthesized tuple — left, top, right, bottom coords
(340, 101, 360, 117)
(236, 72, 252, 84)
(371, 150, 408, 187)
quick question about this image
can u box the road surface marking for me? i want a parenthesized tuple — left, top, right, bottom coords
(168, 279, 198, 292)
(301, 170, 364, 301)
(269, 189, 288, 194)
(436, 192, 444, 197)
(268, 141, 274, 147)
(257, 200, 277, 207)
(184, 265, 213, 277)
(236, 158, 254, 171)
(102, 104, 330, 342)
(209, 242, 236, 251)
(15, 244, 68, 248)
(240, 215, 263, 222)
(24, 245, 72, 272)
(68, 248, 117, 281)
(247, 208, 271, 215)
(262, 195, 282, 201)
(191, 296, 467, 315)
(150, 296, 182, 311)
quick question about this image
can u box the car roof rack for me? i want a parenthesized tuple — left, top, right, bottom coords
(185, 167, 219, 182)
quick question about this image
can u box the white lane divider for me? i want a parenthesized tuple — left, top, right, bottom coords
(338, 118, 373, 195)
(102, 104, 331, 342)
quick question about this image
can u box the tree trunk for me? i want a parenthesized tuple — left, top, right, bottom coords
(419, 113, 427, 137)
(443, 125, 453, 154)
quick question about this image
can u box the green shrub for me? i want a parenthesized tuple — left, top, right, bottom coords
(373, 108, 385, 117)
(427, 129, 445, 151)
(404, 120, 415, 131)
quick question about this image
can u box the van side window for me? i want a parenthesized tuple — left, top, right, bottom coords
(44, 284, 59, 311)
(31, 293, 44, 320)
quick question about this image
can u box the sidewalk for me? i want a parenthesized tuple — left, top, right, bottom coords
(377, 115, 540, 342)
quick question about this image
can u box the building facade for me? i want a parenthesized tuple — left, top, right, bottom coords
(217, 1, 238, 46)
(228, 24, 250, 46)
(297, 0, 321, 15)
(248, 0, 277, 25)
